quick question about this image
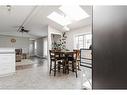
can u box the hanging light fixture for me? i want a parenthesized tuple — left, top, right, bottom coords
(6, 5, 11, 12)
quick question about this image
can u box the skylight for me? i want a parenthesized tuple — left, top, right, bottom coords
(59, 5, 89, 21)
(47, 12, 71, 26)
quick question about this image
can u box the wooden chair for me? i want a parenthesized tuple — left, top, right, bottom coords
(15, 49, 22, 62)
(73, 49, 80, 70)
(49, 50, 64, 76)
(67, 51, 78, 78)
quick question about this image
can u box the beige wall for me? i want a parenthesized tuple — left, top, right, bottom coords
(0, 35, 30, 53)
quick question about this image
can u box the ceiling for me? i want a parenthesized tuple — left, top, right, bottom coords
(0, 6, 92, 38)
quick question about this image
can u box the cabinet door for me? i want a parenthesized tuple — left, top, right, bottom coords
(0, 54, 15, 75)
(93, 6, 127, 89)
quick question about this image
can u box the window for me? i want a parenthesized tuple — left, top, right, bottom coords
(75, 33, 92, 49)
(47, 12, 71, 26)
(78, 35, 84, 49)
(47, 6, 89, 26)
(34, 41, 37, 50)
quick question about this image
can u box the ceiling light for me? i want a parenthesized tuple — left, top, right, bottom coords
(59, 5, 89, 21)
(6, 5, 11, 11)
(47, 12, 71, 26)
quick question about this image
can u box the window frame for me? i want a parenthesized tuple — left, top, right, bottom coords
(74, 33, 92, 49)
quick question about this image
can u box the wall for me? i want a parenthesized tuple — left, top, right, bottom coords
(0, 35, 30, 53)
(48, 25, 62, 50)
(66, 25, 92, 51)
(29, 40, 35, 56)
(35, 37, 48, 58)
(43, 37, 48, 57)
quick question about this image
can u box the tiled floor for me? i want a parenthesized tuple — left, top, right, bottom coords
(0, 57, 91, 89)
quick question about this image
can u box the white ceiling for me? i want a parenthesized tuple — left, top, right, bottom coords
(0, 6, 92, 38)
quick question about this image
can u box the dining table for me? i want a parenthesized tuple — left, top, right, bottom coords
(54, 50, 76, 73)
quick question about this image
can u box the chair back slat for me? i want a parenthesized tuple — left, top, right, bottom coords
(49, 50, 61, 60)
(73, 49, 80, 60)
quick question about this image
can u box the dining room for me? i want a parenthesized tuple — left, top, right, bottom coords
(0, 5, 92, 89)
(47, 11, 92, 89)
(1, 1, 127, 95)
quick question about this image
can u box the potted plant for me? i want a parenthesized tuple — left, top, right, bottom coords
(52, 32, 69, 51)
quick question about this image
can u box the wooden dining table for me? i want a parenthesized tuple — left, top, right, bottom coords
(54, 50, 76, 73)
(54, 50, 74, 60)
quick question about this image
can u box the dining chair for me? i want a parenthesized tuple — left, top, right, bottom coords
(67, 51, 78, 78)
(73, 49, 80, 70)
(49, 50, 64, 76)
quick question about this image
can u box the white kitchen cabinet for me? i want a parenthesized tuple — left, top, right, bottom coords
(0, 48, 15, 76)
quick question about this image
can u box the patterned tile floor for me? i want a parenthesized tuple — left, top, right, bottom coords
(0, 57, 91, 89)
